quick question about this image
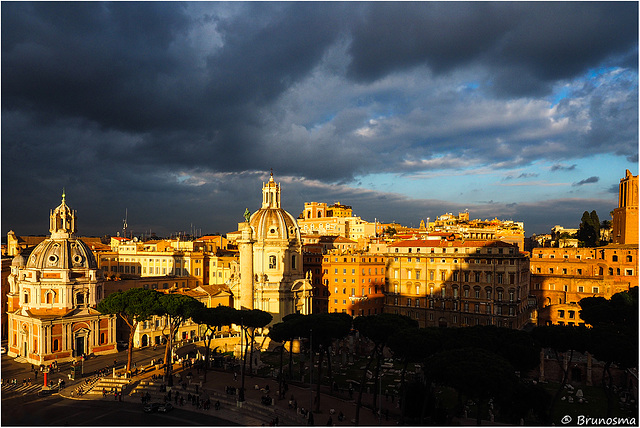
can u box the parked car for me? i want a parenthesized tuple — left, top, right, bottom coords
(158, 403, 173, 413)
(143, 402, 162, 413)
(116, 341, 128, 350)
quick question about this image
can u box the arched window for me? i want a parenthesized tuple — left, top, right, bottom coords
(46, 291, 54, 304)
(612, 255, 618, 262)
(76, 293, 85, 306)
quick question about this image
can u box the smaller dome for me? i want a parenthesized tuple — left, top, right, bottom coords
(11, 254, 25, 268)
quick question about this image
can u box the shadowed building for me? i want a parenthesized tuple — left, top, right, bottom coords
(385, 239, 533, 329)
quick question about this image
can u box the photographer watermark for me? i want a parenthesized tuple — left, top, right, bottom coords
(561, 415, 637, 426)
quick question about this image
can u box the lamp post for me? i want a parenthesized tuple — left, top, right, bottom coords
(239, 317, 245, 403)
(309, 328, 313, 415)
(378, 371, 384, 425)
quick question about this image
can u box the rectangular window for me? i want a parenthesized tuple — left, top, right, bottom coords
(578, 286, 584, 293)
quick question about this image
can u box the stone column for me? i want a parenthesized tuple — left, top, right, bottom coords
(237, 222, 255, 310)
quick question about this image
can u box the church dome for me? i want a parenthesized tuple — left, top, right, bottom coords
(248, 172, 301, 242)
(25, 193, 97, 270)
(250, 207, 300, 242)
(26, 237, 97, 270)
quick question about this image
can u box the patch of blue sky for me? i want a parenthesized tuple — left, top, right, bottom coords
(549, 85, 571, 107)
(457, 81, 479, 93)
(350, 153, 631, 211)
(305, 112, 336, 130)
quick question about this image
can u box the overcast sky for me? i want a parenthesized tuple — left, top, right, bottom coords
(2, 2, 638, 238)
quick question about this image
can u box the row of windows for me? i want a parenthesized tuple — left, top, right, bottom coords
(391, 297, 517, 313)
(328, 267, 383, 275)
(392, 269, 516, 284)
(331, 286, 379, 296)
(324, 257, 382, 263)
(394, 309, 515, 328)
(539, 284, 599, 293)
(535, 266, 634, 276)
(391, 284, 517, 300)
(536, 253, 633, 263)
(396, 257, 517, 265)
(394, 247, 515, 255)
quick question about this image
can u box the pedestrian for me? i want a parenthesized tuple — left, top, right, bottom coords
(234, 371, 237, 381)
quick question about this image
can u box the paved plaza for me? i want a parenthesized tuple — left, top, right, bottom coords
(2, 350, 397, 426)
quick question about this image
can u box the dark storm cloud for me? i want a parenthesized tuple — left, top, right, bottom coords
(348, 2, 638, 96)
(573, 176, 600, 186)
(1, 2, 637, 237)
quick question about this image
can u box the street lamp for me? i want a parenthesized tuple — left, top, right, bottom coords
(309, 329, 313, 414)
(378, 371, 385, 425)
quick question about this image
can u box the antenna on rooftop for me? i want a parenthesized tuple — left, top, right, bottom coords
(122, 208, 128, 238)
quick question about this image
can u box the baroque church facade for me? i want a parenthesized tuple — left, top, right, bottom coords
(233, 172, 313, 323)
(6, 195, 117, 364)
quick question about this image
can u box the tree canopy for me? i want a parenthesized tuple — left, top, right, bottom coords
(97, 288, 161, 371)
(577, 210, 600, 246)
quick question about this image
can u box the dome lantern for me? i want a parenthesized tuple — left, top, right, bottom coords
(49, 190, 76, 239)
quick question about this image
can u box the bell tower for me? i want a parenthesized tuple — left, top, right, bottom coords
(612, 170, 638, 244)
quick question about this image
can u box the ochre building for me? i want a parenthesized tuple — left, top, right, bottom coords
(530, 244, 638, 326)
(385, 239, 532, 329)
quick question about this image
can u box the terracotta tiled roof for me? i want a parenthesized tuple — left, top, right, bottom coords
(388, 239, 515, 248)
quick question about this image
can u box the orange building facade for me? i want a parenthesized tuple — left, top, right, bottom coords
(530, 244, 638, 326)
(321, 253, 386, 316)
